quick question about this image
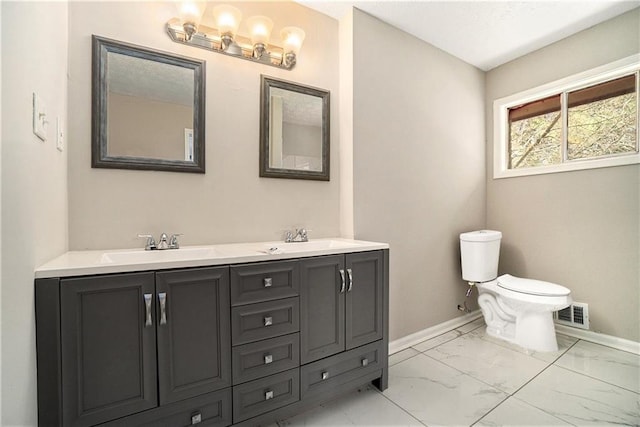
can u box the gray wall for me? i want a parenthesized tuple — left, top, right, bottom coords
(486, 8, 640, 341)
(1, 2, 69, 425)
(68, 1, 340, 250)
(350, 10, 487, 341)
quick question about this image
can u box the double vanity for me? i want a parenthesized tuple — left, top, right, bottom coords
(35, 238, 389, 427)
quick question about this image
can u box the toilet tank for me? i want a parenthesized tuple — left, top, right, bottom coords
(460, 230, 502, 282)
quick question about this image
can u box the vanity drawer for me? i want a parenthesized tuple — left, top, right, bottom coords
(231, 297, 300, 345)
(232, 333, 300, 385)
(300, 340, 384, 400)
(100, 388, 232, 427)
(231, 260, 299, 306)
(232, 368, 300, 423)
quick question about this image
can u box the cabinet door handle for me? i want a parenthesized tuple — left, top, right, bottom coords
(158, 292, 167, 325)
(321, 371, 329, 380)
(264, 316, 273, 326)
(347, 268, 353, 292)
(339, 269, 346, 293)
(144, 293, 153, 327)
(263, 277, 273, 288)
(265, 390, 274, 400)
(264, 354, 273, 364)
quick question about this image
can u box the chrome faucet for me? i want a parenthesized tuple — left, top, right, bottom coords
(138, 233, 181, 250)
(157, 233, 170, 250)
(285, 228, 309, 243)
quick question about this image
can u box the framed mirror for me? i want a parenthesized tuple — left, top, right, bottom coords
(260, 76, 330, 181)
(92, 35, 206, 173)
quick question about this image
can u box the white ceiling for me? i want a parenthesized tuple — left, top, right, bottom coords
(298, 0, 640, 71)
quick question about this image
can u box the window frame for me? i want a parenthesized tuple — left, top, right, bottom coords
(493, 55, 640, 179)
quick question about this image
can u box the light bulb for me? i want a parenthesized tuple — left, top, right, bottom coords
(281, 26, 305, 55)
(178, 1, 205, 40)
(212, 4, 242, 49)
(246, 16, 274, 58)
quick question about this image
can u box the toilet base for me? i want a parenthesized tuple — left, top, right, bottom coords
(477, 283, 567, 353)
(515, 311, 558, 352)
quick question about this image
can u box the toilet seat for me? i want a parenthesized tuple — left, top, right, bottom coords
(497, 274, 570, 296)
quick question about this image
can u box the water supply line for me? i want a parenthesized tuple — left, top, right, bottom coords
(457, 282, 476, 313)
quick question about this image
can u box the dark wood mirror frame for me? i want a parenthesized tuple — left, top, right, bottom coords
(260, 76, 330, 181)
(92, 35, 206, 173)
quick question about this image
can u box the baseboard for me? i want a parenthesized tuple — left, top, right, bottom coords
(555, 324, 640, 355)
(389, 311, 482, 355)
(389, 313, 640, 356)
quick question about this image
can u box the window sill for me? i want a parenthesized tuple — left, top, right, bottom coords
(493, 152, 640, 179)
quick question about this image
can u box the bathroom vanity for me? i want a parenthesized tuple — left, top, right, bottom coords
(34, 239, 389, 427)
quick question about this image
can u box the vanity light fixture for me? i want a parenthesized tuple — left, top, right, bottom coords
(167, 2, 305, 70)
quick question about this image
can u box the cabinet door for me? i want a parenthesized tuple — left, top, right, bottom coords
(345, 251, 384, 350)
(156, 267, 231, 405)
(61, 272, 157, 427)
(300, 255, 345, 364)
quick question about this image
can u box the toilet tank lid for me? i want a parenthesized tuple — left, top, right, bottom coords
(460, 230, 502, 242)
(497, 274, 571, 296)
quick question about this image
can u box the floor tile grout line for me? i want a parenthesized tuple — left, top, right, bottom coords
(486, 339, 586, 426)
(413, 333, 578, 424)
(507, 394, 581, 427)
(409, 323, 484, 355)
(373, 385, 429, 426)
(551, 350, 640, 395)
(418, 332, 557, 394)
(389, 350, 421, 367)
(449, 336, 581, 426)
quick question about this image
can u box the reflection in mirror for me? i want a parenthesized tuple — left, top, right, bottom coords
(92, 35, 206, 173)
(260, 76, 330, 181)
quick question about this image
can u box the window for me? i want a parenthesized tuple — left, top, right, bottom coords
(494, 56, 640, 178)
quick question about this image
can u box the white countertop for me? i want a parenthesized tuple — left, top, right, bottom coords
(35, 238, 389, 279)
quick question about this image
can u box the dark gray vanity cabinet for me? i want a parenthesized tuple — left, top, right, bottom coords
(155, 268, 231, 404)
(36, 267, 232, 427)
(36, 249, 388, 427)
(60, 273, 158, 427)
(300, 251, 384, 364)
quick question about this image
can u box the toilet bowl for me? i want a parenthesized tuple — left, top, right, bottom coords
(460, 230, 572, 352)
(477, 274, 571, 352)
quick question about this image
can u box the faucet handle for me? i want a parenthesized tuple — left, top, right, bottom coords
(296, 228, 309, 242)
(284, 230, 295, 243)
(137, 234, 157, 251)
(169, 233, 182, 249)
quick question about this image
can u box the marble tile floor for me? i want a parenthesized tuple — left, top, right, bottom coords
(277, 318, 640, 426)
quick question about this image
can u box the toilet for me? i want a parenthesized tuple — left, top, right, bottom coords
(460, 230, 572, 352)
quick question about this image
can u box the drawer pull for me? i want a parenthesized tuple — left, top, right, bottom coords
(361, 358, 368, 367)
(143, 294, 153, 327)
(264, 354, 273, 364)
(264, 316, 273, 326)
(191, 412, 202, 425)
(158, 292, 167, 325)
(321, 371, 329, 380)
(265, 390, 274, 400)
(339, 269, 346, 293)
(264, 277, 273, 288)
(347, 268, 353, 292)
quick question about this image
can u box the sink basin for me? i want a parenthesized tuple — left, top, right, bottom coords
(260, 239, 359, 254)
(100, 247, 218, 264)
